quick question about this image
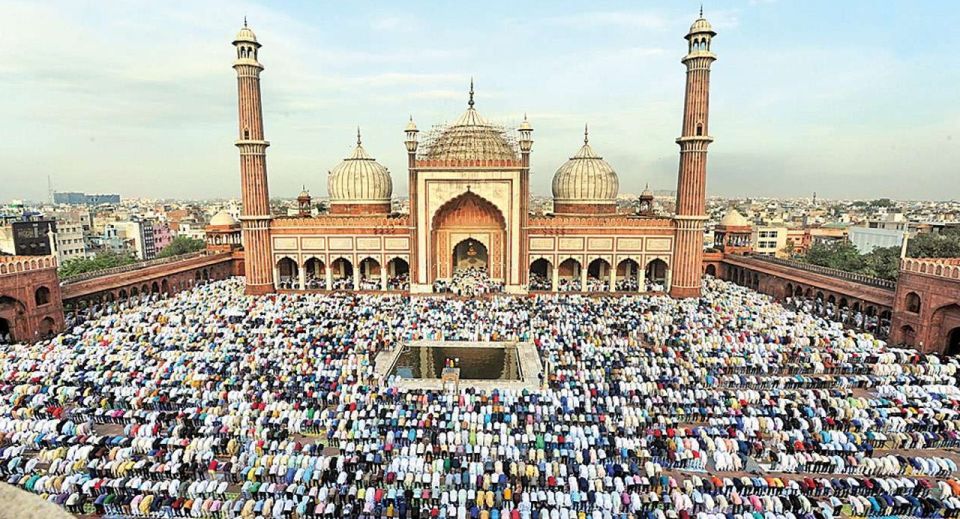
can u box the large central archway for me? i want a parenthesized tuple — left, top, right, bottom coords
(431, 192, 506, 283)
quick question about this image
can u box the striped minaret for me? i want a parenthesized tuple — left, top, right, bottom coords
(232, 21, 275, 295)
(671, 10, 717, 299)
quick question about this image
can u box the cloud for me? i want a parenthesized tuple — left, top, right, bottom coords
(543, 10, 670, 31)
(370, 14, 423, 32)
(1, 2, 957, 202)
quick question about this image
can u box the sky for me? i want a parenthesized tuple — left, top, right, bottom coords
(1, 0, 958, 203)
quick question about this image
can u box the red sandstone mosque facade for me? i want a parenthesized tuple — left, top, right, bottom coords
(229, 15, 718, 297)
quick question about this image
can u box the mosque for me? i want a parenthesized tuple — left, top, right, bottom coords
(220, 13, 718, 298)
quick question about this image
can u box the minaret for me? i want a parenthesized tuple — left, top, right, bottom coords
(297, 186, 312, 217)
(404, 115, 419, 289)
(233, 20, 274, 295)
(518, 113, 533, 288)
(671, 10, 717, 299)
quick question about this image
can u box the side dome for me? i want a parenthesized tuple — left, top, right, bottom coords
(551, 127, 619, 215)
(209, 210, 238, 227)
(719, 208, 749, 227)
(327, 130, 393, 215)
(418, 82, 518, 164)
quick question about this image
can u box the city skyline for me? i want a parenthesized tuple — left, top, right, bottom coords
(2, 0, 959, 203)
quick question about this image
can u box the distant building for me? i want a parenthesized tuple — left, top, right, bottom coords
(849, 213, 909, 253)
(849, 226, 906, 253)
(784, 226, 848, 255)
(52, 220, 88, 264)
(152, 222, 173, 253)
(141, 222, 156, 259)
(173, 221, 207, 241)
(107, 220, 155, 260)
(52, 192, 85, 205)
(0, 220, 56, 257)
(53, 192, 120, 206)
(752, 225, 788, 257)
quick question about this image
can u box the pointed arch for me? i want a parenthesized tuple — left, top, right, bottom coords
(904, 292, 921, 314)
(587, 258, 612, 291)
(557, 257, 582, 291)
(529, 258, 552, 290)
(358, 257, 382, 290)
(386, 257, 409, 290)
(431, 191, 507, 282)
(276, 257, 299, 289)
(616, 258, 641, 291)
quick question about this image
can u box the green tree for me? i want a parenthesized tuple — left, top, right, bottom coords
(869, 198, 895, 208)
(156, 236, 206, 258)
(796, 229, 960, 282)
(58, 250, 136, 278)
(907, 232, 960, 258)
(804, 240, 865, 272)
(860, 246, 901, 280)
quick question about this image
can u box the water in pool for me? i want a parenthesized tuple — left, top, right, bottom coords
(390, 345, 520, 380)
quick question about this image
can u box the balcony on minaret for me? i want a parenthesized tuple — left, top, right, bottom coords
(683, 14, 717, 62)
(518, 115, 533, 154)
(233, 23, 263, 70)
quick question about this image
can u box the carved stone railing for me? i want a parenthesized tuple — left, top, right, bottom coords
(0, 255, 57, 276)
(900, 258, 960, 280)
(735, 255, 897, 290)
(272, 215, 410, 228)
(60, 251, 207, 284)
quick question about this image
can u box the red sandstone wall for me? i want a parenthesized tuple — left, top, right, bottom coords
(61, 254, 236, 307)
(0, 266, 64, 342)
(890, 270, 960, 353)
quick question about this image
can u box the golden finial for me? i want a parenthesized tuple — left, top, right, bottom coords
(468, 78, 475, 108)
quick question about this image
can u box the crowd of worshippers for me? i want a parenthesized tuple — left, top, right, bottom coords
(1, 277, 960, 518)
(277, 273, 410, 292)
(783, 296, 891, 340)
(528, 275, 642, 293)
(433, 267, 504, 296)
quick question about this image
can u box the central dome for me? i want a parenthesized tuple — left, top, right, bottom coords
(418, 83, 518, 163)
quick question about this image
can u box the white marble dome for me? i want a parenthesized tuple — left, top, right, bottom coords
(719, 208, 750, 227)
(551, 128, 619, 205)
(209, 210, 238, 227)
(328, 132, 392, 204)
